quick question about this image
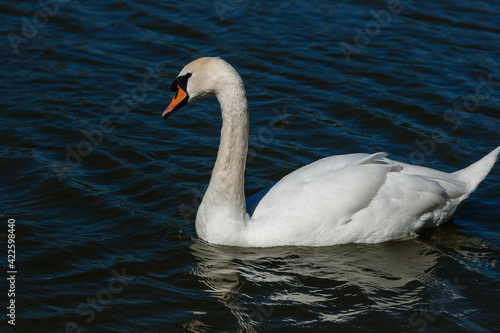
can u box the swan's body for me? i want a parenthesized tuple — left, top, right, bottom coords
(162, 57, 499, 247)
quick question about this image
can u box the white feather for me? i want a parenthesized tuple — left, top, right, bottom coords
(166, 57, 500, 247)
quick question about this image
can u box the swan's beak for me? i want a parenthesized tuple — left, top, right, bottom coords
(162, 85, 189, 120)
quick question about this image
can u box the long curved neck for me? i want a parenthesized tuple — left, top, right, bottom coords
(196, 81, 249, 244)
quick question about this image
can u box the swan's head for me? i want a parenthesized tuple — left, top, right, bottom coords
(162, 57, 243, 120)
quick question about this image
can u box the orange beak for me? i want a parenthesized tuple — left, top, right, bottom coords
(162, 85, 188, 120)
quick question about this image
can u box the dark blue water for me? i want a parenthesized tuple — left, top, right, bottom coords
(1, 0, 500, 332)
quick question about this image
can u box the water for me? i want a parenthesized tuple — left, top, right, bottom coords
(1, 0, 500, 331)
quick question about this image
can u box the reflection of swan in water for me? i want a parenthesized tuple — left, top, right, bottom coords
(187, 226, 499, 330)
(187, 238, 443, 330)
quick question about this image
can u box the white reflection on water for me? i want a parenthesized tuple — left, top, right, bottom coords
(187, 224, 499, 331)
(189, 237, 439, 331)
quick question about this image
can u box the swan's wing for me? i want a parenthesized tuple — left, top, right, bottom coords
(349, 170, 467, 243)
(251, 152, 399, 225)
(384, 157, 467, 198)
(248, 153, 468, 246)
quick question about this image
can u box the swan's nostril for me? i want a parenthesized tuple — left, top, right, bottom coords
(162, 85, 189, 120)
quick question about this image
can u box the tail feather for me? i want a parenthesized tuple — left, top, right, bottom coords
(453, 146, 500, 194)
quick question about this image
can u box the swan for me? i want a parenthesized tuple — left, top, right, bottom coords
(161, 57, 499, 247)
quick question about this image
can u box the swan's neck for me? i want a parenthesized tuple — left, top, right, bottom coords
(196, 83, 249, 244)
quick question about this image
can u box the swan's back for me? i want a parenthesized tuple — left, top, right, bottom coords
(246, 148, 499, 246)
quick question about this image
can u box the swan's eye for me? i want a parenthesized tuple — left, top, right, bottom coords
(173, 74, 190, 92)
(187, 73, 192, 78)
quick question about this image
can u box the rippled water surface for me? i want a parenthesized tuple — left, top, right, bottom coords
(2, 0, 500, 332)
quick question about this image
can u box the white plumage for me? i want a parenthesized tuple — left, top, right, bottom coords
(162, 57, 499, 247)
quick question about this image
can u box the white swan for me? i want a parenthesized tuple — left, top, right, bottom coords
(162, 57, 499, 247)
